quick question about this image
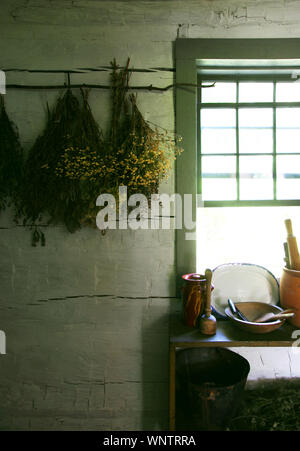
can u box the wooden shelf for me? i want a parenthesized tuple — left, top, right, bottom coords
(170, 313, 297, 348)
(169, 310, 298, 431)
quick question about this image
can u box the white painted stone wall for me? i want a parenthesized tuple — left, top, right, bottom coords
(0, 0, 300, 431)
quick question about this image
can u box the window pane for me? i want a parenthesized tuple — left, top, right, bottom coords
(201, 108, 235, 128)
(202, 179, 237, 201)
(239, 82, 273, 103)
(202, 156, 236, 200)
(239, 155, 273, 200)
(276, 107, 300, 128)
(277, 155, 300, 199)
(202, 155, 236, 174)
(201, 82, 236, 103)
(201, 129, 236, 154)
(276, 82, 300, 102)
(276, 129, 300, 153)
(276, 108, 300, 153)
(239, 129, 273, 154)
(239, 108, 273, 128)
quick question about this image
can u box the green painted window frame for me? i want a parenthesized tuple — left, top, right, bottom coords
(175, 38, 300, 281)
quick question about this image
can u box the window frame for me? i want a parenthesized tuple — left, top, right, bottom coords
(175, 38, 300, 283)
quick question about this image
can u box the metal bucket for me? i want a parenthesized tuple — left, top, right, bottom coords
(176, 347, 250, 430)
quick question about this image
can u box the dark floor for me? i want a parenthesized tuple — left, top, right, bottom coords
(176, 379, 300, 431)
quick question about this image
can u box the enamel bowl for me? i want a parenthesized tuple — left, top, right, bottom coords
(211, 263, 279, 318)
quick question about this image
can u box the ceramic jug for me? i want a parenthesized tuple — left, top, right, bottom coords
(181, 273, 213, 328)
(280, 267, 300, 327)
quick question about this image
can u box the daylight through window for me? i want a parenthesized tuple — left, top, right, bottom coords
(199, 79, 300, 205)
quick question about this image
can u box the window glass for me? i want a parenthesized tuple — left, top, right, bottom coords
(276, 107, 300, 127)
(201, 108, 235, 128)
(239, 108, 273, 155)
(276, 108, 300, 153)
(201, 82, 236, 103)
(239, 129, 273, 154)
(277, 155, 300, 199)
(276, 82, 300, 102)
(239, 155, 273, 200)
(201, 108, 236, 155)
(276, 128, 300, 153)
(239, 82, 273, 102)
(201, 129, 236, 154)
(239, 108, 273, 127)
(201, 156, 236, 200)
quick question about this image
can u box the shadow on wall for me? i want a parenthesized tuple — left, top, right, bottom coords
(141, 304, 171, 430)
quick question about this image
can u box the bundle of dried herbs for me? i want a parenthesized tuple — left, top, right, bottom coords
(0, 95, 23, 212)
(21, 59, 182, 241)
(111, 94, 182, 199)
(98, 59, 183, 200)
(21, 88, 105, 235)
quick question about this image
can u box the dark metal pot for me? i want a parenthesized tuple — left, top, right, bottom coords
(176, 347, 250, 430)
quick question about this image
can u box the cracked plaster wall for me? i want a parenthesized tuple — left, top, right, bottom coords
(0, 0, 300, 431)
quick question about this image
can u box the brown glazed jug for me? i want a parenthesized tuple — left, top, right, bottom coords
(280, 267, 300, 327)
(181, 273, 213, 328)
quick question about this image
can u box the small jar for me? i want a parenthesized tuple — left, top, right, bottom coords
(181, 273, 212, 328)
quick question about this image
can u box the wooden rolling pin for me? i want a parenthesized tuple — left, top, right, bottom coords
(285, 219, 300, 270)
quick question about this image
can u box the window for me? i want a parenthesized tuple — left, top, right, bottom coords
(199, 78, 300, 206)
(175, 39, 300, 284)
(198, 74, 300, 276)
